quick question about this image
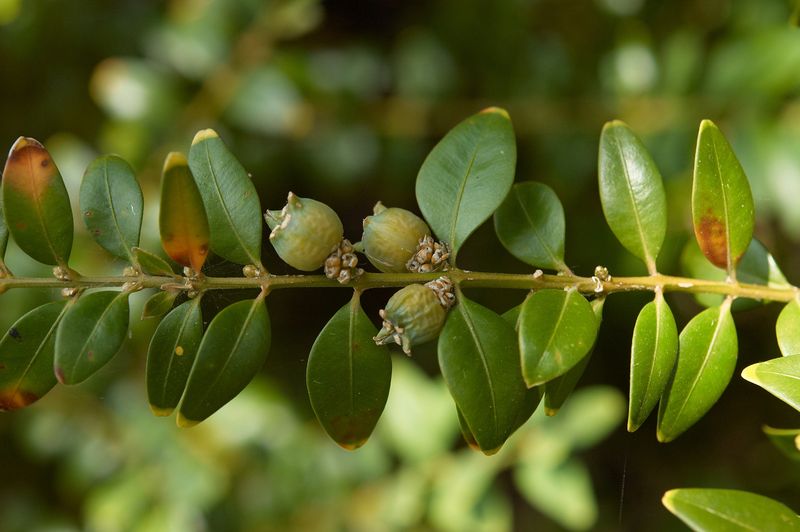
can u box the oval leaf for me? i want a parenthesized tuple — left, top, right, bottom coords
(2, 137, 73, 266)
(692, 120, 754, 274)
(663, 489, 800, 531)
(307, 293, 392, 450)
(160, 152, 210, 271)
(54, 291, 130, 385)
(628, 292, 679, 431)
(80, 155, 143, 262)
(519, 289, 599, 387)
(188, 129, 263, 267)
(776, 299, 800, 356)
(416, 107, 516, 259)
(657, 300, 737, 442)
(742, 354, 800, 411)
(177, 296, 270, 426)
(0, 300, 69, 410)
(544, 298, 605, 416)
(493, 182, 566, 271)
(141, 290, 179, 320)
(598, 120, 667, 270)
(146, 298, 203, 416)
(132, 247, 175, 276)
(438, 295, 530, 454)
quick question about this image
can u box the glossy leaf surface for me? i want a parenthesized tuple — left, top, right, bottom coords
(663, 489, 800, 531)
(763, 426, 800, 462)
(500, 303, 544, 427)
(131, 247, 175, 276)
(519, 289, 599, 387)
(0, 300, 68, 411)
(2, 137, 73, 265)
(742, 354, 800, 412)
(141, 290, 179, 319)
(188, 129, 262, 266)
(178, 296, 270, 426)
(160, 152, 210, 271)
(416, 107, 516, 259)
(628, 292, 678, 431)
(493, 182, 566, 271)
(692, 120, 754, 273)
(146, 299, 203, 416)
(598, 120, 667, 269)
(438, 295, 529, 454)
(80, 155, 143, 262)
(307, 293, 392, 450)
(54, 291, 130, 385)
(776, 299, 800, 356)
(657, 301, 737, 442)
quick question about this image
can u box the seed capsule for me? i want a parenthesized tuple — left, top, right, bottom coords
(265, 192, 344, 271)
(362, 202, 430, 273)
(374, 281, 454, 355)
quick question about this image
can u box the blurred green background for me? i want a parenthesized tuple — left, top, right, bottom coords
(1, 0, 800, 530)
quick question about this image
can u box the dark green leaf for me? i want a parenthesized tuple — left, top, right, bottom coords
(692, 120, 754, 274)
(188, 129, 263, 267)
(776, 299, 800, 356)
(742, 354, 800, 412)
(131, 247, 176, 276)
(438, 295, 530, 454)
(493, 182, 567, 271)
(598, 120, 667, 270)
(763, 426, 800, 462)
(0, 300, 69, 411)
(663, 489, 800, 531)
(141, 290, 179, 320)
(80, 155, 143, 262)
(2, 137, 73, 266)
(416, 107, 516, 259)
(657, 301, 737, 442)
(628, 292, 678, 431)
(544, 298, 605, 416)
(54, 291, 131, 385)
(456, 407, 480, 451)
(0, 192, 8, 263)
(501, 303, 545, 427)
(146, 298, 203, 416)
(178, 296, 270, 426)
(307, 292, 392, 450)
(519, 289, 599, 387)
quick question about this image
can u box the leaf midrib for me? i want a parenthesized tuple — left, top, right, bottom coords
(68, 294, 125, 382)
(447, 143, 480, 255)
(458, 302, 499, 439)
(159, 299, 201, 404)
(9, 302, 69, 397)
(101, 158, 135, 261)
(670, 498, 762, 532)
(513, 187, 563, 270)
(24, 149, 62, 264)
(612, 131, 654, 265)
(710, 135, 733, 273)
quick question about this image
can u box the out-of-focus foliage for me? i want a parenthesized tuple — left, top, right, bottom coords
(2, 0, 800, 530)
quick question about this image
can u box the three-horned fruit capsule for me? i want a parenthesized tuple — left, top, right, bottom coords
(374, 283, 448, 355)
(265, 192, 343, 271)
(361, 202, 430, 273)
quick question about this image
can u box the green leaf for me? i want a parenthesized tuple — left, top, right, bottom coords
(742, 354, 800, 412)
(628, 292, 679, 432)
(663, 489, 800, 531)
(54, 291, 131, 385)
(307, 292, 392, 450)
(763, 426, 800, 462)
(177, 295, 270, 426)
(544, 298, 605, 416)
(146, 298, 203, 416)
(0, 192, 9, 263)
(1, 137, 73, 266)
(456, 407, 480, 451)
(141, 290, 179, 320)
(160, 152, 210, 272)
(438, 295, 530, 454)
(493, 182, 567, 271)
(598, 120, 667, 270)
(519, 289, 599, 387)
(0, 300, 69, 411)
(131, 247, 175, 276)
(776, 299, 800, 356)
(416, 107, 516, 259)
(80, 155, 143, 262)
(680, 238, 788, 310)
(188, 129, 263, 267)
(692, 120, 755, 274)
(500, 303, 545, 427)
(657, 301, 737, 442)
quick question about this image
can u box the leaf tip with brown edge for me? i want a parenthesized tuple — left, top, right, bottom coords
(0, 389, 39, 411)
(176, 412, 200, 428)
(191, 129, 219, 145)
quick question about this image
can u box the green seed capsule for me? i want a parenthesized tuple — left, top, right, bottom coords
(362, 202, 430, 273)
(265, 193, 344, 271)
(374, 283, 447, 355)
